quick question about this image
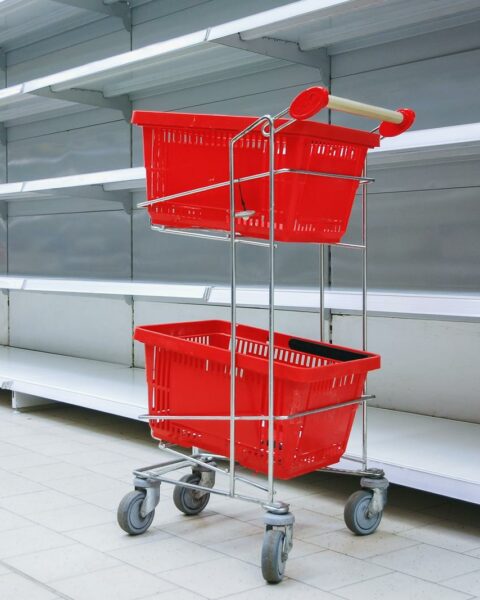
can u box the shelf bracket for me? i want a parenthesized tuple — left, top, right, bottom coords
(216, 34, 329, 77)
(0, 200, 6, 222)
(0, 124, 6, 146)
(51, 0, 131, 32)
(34, 88, 131, 120)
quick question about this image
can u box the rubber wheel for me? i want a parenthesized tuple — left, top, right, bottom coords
(344, 489, 382, 535)
(173, 473, 211, 516)
(117, 490, 155, 535)
(261, 529, 286, 584)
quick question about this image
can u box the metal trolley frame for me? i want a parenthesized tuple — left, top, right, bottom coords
(118, 89, 412, 583)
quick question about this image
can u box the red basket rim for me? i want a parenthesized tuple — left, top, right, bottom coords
(134, 320, 380, 382)
(131, 110, 380, 148)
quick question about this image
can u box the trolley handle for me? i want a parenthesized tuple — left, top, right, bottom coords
(288, 86, 415, 137)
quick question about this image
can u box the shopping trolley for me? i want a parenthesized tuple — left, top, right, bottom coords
(118, 86, 415, 583)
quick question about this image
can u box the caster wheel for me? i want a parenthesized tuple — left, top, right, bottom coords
(261, 529, 287, 584)
(117, 490, 155, 535)
(344, 489, 382, 535)
(173, 472, 211, 516)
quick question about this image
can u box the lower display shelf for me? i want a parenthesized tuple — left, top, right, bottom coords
(0, 346, 146, 420)
(0, 345, 478, 504)
(340, 408, 480, 505)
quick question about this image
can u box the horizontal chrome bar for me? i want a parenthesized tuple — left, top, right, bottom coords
(151, 226, 275, 248)
(138, 395, 374, 423)
(138, 168, 374, 208)
(149, 445, 270, 493)
(332, 242, 366, 250)
(323, 466, 385, 478)
(149, 474, 268, 505)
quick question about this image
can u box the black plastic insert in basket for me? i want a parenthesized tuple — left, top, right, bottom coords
(288, 338, 369, 362)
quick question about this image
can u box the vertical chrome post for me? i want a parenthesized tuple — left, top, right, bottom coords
(228, 137, 237, 497)
(320, 244, 325, 342)
(361, 163, 368, 470)
(267, 116, 275, 504)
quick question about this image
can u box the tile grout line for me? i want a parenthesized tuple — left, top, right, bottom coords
(0, 557, 76, 600)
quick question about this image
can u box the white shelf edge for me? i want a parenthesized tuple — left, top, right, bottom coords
(208, 286, 480, 319)
(0, 167, 146, 201)
(1, 276, 478, 319)
(0, 276, 207, 300)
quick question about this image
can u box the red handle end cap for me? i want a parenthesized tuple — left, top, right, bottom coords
(290, 86, 329, 120)
(379, 108, 416, 137)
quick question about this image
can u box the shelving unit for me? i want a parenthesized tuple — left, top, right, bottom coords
(1, 0, 479, 504)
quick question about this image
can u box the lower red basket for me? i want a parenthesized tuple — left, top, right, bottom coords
(135, 320, 380, 480)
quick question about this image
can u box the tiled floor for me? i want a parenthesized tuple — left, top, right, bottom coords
(0, 392, 479, 600)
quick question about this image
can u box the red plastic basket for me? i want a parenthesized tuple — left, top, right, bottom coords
(135, 320, 380, 480)
(132, 111, 380, 243)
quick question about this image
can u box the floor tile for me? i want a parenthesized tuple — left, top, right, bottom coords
(0, 507, 33, 532)
(53, 564, 174, 600)
(0, 452, 58, 471)
(47, 473, 128, 499)
(208, 532, 322, 566)
(287, 550, 390, 590)
(0, 524, 74, 559)
(112, 536, 222, 574)
(442, 570, 480, 596)
(0, 441, 31, 457)
(138, 591, 205, 600)
(334, 571, 472, 600)
(0, 489, 80, 515)
(26, 502, 113, 532)
(0, 572, 59, 600)
(379, 506, 440, 533)
(65, 521, 169, 552)
(400, 521, 480, 553)
(161, 557, 261, 599)
(61, 449, 129, 467)
(293, 491, 347, 517)
(227, 579, 340, 599)
(14, 461, 91, 483)
(369, 543, 480, 582)
(162, 513, 261, 545)
(86, 459, 138, 482)
(306, 528, 420, 559)
(0, 471, 45, 497)
(5, 543, 120, 583)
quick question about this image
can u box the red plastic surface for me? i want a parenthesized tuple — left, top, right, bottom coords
(289, 86, 329, 120)
(135, 320, 380, 480)
(379, 108, 416, 137)
(132, 111, 379, 243)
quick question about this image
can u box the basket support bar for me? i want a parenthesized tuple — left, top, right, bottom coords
(151, 226, 276, 248)
(138, 394, 374, 422)
(137, 168, 373, 208)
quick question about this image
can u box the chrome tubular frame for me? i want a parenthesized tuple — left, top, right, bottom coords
(133, 108, 382, 514)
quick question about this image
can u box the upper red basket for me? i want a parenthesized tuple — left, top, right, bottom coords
(133, 110, 380, 243)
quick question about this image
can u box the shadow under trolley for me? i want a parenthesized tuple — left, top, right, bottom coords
(118, 86, 415, 583)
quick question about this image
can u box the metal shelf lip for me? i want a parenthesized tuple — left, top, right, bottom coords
(370, 122, 480, 166)
(0, 276, 208, 300)
(0, 167, 146, 201)
(207, 286, 480, 319)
